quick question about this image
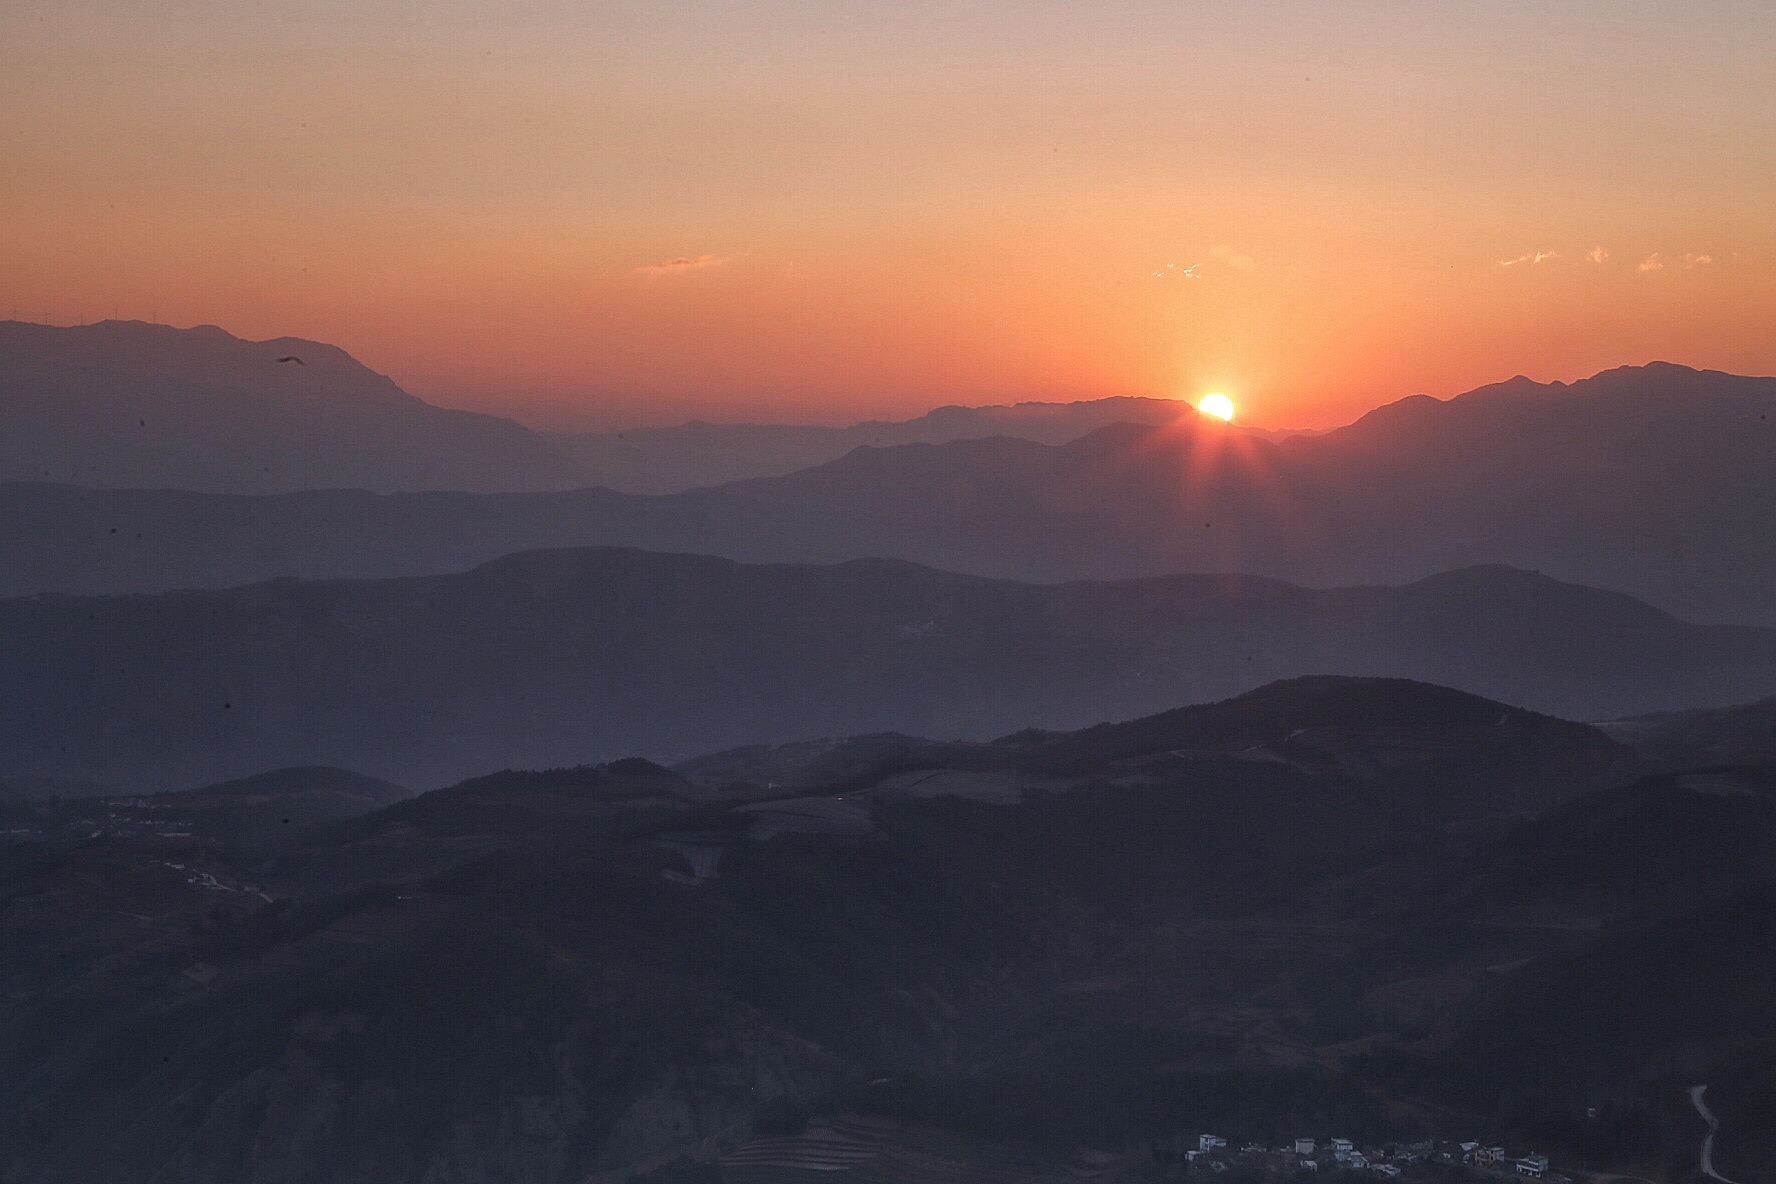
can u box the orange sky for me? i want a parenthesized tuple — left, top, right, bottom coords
(3, 1, 1773, 430)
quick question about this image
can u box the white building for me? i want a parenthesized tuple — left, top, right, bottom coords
(1514, 1155, 1550, 1177)
(1199, 1135, 1227, 1153)
(1295, 1139, 1317, 1156)
(1330, 1139, 1355, 1154)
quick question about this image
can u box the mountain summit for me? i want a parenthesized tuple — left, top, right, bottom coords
(0, 320, 589, 493)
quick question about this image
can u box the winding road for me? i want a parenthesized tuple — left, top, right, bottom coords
(1690, 1085, 1745, 1184)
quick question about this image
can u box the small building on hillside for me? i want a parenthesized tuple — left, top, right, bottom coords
(1294, 1139, 1317, 1156)
(1514, 1155, 1550, 1177)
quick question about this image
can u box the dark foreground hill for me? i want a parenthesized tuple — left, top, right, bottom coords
(0, 320, 588, 493)
(4, 363, 1774, 624)
(3, 678, 1774, 1183)
(2, 548, 1773, 789)
(1599, 697, 1776, 766)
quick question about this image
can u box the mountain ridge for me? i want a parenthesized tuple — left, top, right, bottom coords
(0, 320, 591, 493)
(546, 393, 1308, 492)
(4, 360, 1774, 622)
(1, 546, 1771, 789)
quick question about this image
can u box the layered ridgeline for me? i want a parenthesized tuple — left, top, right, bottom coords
(546, 397, 1306, 493)
(4, 677, 1775, 1183)
(0, 320, 588, 492)
(0, 320, 1279, 496)
(2, 546, 1774, 789)
(4, 359, 1774, 623)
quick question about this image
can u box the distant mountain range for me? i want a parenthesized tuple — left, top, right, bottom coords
(3, 358, 1773, 623)
(2, 546, 1772, 789)
(547, 398, 1307, 493)
(11, 320, 1776, 1184)
(5, 675, 1775, 1182)
(0, 320, 1300, 495)
(0, 320, 589, 492)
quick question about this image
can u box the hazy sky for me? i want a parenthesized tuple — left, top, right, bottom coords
(3, 1, 1773, 429)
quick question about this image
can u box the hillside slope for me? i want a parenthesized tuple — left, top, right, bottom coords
(0, 321, 588, 492)
(5, 679, 1775, 1183)
(0, 548, 1769, 788)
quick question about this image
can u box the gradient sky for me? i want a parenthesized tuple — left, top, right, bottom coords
(3, 1, 1773, 430)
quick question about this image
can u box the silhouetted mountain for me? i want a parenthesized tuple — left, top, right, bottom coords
(667, 362, 1776, 621)
(548, 397, 1307, 493)
(4, 678, 1774, 1183)
(1, 549, 1768, 789)
(682, 676, 1632, 822)
(188, 765, 408, 804)
(1600, 697, 1776, 765)
(0, 321, 588, 492)
(4, 363, 1772, 624)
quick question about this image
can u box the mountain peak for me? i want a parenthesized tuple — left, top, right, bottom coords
(0, 320, 590, 494)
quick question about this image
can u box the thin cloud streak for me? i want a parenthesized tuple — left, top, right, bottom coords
(634, 253, 737, 277)
(1639, 252, 1714, 272)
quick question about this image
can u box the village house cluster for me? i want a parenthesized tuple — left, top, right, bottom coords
(1177, 1134, 1558, 1183)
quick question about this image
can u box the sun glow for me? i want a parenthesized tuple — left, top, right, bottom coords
(1197, 393, 1235, 422)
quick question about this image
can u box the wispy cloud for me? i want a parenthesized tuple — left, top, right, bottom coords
(1639, 251, 1715, 273)
(1587, 246, 1609, 264)
(1209, 245, 1256, 270)
(1153, 249, 1250, 279)
(1500, 251, 1559, 267)
(634, 253, 736, 276)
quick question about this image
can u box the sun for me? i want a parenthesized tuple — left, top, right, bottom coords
(1197, 393, 1235, 422)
